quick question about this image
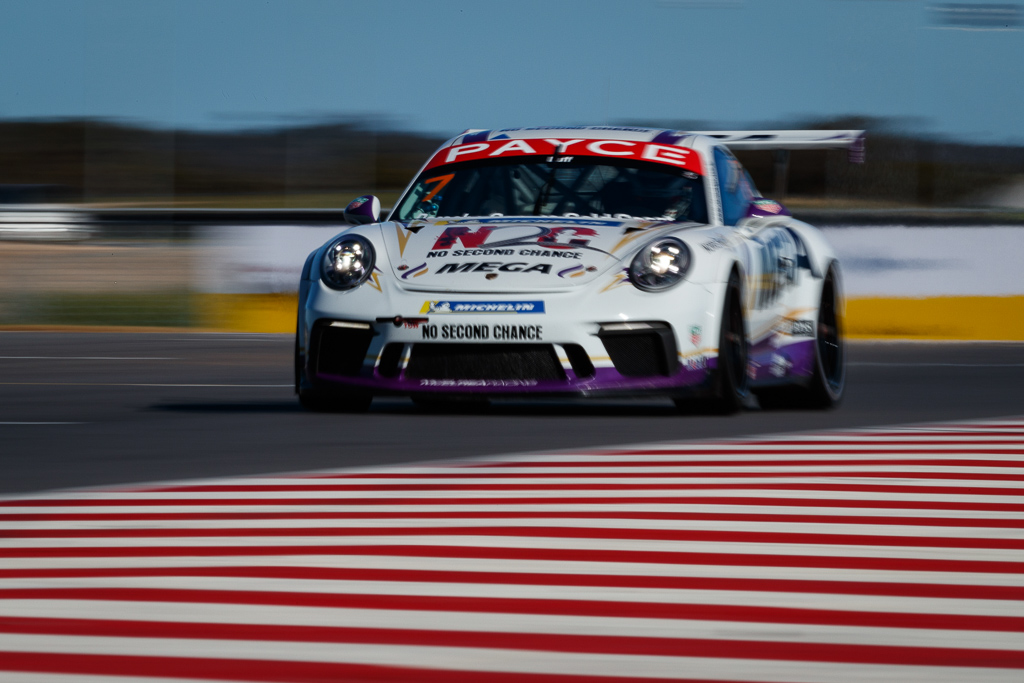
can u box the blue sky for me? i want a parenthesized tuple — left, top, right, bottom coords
(1, 0, 1022, 143)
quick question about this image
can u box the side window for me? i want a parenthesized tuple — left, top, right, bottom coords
(714, 148, 754, 226)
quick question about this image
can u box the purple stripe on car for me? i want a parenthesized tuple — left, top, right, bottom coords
(651, 130, 686, 145)
(401, 263, 427, 279)
(317, 362, 710, 395)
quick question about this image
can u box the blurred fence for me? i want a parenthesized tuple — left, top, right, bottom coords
(0, 209, 344, 329)
(5, 118, 1024, 208)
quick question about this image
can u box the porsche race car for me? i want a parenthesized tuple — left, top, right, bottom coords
(296, 126, 862, 412)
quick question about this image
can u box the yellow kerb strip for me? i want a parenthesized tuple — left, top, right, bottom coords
(846, 296, 1024, 341)
(197, 293, 299, 333)
(195, 294, 1024, 341)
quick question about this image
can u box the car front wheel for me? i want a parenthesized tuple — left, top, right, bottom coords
(295, 325, 372, 413)
(676, 269, 748, 415)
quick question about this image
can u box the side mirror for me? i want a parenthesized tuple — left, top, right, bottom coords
(344, 195, 381, 225)
(745, 197, 791, 219)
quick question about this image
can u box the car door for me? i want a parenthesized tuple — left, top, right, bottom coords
(713, 148, 774, 340)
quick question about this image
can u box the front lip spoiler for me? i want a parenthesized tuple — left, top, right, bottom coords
(310, 360, 716, 399)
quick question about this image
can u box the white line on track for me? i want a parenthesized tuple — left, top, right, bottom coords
(0, 674, 185, 683)
(48, 479, 1019, 492)
(157, 473, 1024, 485)
(15, 482, 1021, 499)
(5, 555, 1023, 587)
(131, 464, 1024, 477)
(4, 501, 1019, 518)
(3, 516, 1019, 539)
(4, 534, 1023, 563)
(1, 634, 1020, 683)
(2, 599, 1020, 651)
(849, 362, 1024, 367)
(2, 577, 1023, 617)
(0, 383, 292, 388)
(0, 356, 177, 360)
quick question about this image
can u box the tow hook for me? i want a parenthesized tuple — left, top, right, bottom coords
(375, 316, 429, 328)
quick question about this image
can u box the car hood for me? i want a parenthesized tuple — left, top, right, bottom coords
(379, 216, 699, 292)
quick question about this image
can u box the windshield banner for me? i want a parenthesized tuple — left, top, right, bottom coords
(425, 138, 703, 174)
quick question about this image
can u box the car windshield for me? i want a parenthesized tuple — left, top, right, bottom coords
(391, 156, 708, 224)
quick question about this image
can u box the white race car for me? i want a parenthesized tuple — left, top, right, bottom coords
(296, 126, 862, 413)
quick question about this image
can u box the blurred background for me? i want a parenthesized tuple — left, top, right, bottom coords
(1, 0, 1022, 331)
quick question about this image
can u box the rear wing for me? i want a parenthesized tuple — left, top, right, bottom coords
(690, 130, 866, 163)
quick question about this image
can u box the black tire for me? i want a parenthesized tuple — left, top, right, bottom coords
(756, 263, 845, 410)
(295, 323, 372, 413)
(298, 387, 372, 413)
(807, 263, 845, 407)
(676, 270, 748, 415)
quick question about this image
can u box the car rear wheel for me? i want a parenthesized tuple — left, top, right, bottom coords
(676, 270, 748, 415)
(756, 263, 845, 410)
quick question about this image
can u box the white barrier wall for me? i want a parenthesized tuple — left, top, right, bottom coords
(200, 224, 1024, 297)
(822, 226, 1024, 298)
(196, 224, 1024, 339)
(198, 225, 344, 294)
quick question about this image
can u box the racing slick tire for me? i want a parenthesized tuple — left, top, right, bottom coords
(675, 269, 749, 415)
(294, 324, 372, 413)
(756, 263, 845, 410)
(298, 387, 372, 413)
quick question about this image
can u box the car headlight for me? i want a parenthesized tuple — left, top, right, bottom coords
(321, 235, 376, 290)
(629, 237, 691, 292)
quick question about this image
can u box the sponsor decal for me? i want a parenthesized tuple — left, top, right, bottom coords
(600, 268, 632, 293)
(420, 324, 543, 341)
(516, 249, 583, 259)
(440, 216, 620, 227)
(748, 228, 799, 311)
(769, 353, 792, 378)
(690, 325, 702, 346)
(685, 356, 707, 371)
(430, 225, 604, 254)
(752, 198, 784, 214)
(419, 379, 539, 387)
(420, 301, 544, 314)
(366, 267, 383, 292)
(395, 224, 414, 256)
(610, 229, 652, 255)
(428, 248, 584, 260)
(425, 138, 703, 174)
(700, 236, 731, 253)
(435, 262, 552, 275)
(401, 263, 428, 279)
(790, 319, 815, 337)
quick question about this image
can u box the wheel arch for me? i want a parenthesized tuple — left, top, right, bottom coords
(783, 220, 839, 281)
(702, 258, 748, 358)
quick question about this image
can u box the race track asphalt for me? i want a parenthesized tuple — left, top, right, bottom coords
(2, 331, 1023, 495)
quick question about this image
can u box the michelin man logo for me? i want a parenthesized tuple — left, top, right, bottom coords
(427, 301, 452, 313)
